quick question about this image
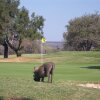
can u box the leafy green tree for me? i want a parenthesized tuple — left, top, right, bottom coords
(0, 0, 19, 58)
(7, 6, 29, 57)
(7, 8, 45, 57)
(64, 13, 100, 51)
(0, 0, 45, 58)
(27, 13, 45, 40)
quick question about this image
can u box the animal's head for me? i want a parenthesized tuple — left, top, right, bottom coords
(33, 67, 40, 82)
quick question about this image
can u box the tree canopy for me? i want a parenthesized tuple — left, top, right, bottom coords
(64, 12, 100, 51)
(0, 0, 45, 58)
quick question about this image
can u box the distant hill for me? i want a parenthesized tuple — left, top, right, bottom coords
(45, 41, 64, 50)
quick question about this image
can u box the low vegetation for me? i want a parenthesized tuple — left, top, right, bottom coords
(0, 51, 100, 100)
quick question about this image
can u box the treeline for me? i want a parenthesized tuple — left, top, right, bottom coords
(0, 40, 62, 55)
(0, 39, 42, 55)
(63, 12, 100, 51)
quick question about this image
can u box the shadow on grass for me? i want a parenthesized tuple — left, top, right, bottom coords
(0, 96, 4, 100)
(81, 66, 100, 70)
(0, 96, 35, 100)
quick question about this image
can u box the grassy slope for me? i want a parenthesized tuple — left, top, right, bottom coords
(0, 51, 100, 100)
(44, 51, 100, 82)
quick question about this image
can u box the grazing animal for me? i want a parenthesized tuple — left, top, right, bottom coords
(33, 62, 55, 83)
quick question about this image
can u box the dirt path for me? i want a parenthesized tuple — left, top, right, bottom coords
(0, 57, 40, 62)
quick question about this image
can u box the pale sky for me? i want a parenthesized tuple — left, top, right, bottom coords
(20, 0, 100, 41)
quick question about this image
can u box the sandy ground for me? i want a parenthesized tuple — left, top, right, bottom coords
(78, 83, 100, 89)
(0, 57, 40, 62)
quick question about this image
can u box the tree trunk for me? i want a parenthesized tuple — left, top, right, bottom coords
(4, 42, 8, 58)
(15, 50, 21, 57)
(6, 39, 22, 57)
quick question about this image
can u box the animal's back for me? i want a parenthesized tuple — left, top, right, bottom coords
(43, 62, 55, 76)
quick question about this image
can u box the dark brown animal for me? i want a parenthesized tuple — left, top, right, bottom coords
(33, 62, 55, 83)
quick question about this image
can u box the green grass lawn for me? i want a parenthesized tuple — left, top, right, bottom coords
(0, 51, 100, 100)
